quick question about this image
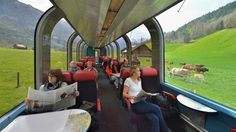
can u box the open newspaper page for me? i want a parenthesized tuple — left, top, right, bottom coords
(27, 82, 78, 112)
(133, 89, 160, 103)
(54, 82, 77, 110)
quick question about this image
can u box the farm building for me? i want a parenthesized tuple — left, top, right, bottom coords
(13, 44, 27, 50)
(122, 43, 152, 57)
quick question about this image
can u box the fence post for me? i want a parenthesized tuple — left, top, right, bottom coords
(16, 72, 19, 88)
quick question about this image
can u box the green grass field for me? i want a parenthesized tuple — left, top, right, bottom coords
(164, 29, 236, 110)
(0, 48, 68, 116)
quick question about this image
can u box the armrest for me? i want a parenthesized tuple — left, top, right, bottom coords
(123, 97, 131, 109)
(163, 91, 176, 100)
(97, 98, 101, 112)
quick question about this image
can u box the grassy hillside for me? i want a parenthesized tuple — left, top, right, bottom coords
(165, 28, 236, 109)
(0, 47, 68, 116)
(165, 1, 236, 43)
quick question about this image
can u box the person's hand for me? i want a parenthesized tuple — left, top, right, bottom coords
(130, 96, 137, 100)
(74, 91, 80, 96)
(69, 91, 80, 97)
(25, 98, 33, 104)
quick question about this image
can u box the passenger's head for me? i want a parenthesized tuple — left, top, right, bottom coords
(87, 61, 93, 68)
(130, 66, 140, 78)
(124, 58, 128, 65)
(48, 69, 63, 84)
(70, 61, 77, 68)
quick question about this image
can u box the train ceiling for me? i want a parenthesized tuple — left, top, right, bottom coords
(50, 0, 182, 47)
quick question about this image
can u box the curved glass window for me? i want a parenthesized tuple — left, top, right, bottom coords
(111, 42, 117, 59)
(127, 24, 151, 67)
(0, 0, 52, 116)
(51, 19, 74, 71)
(157, 1, 236, 110)
(72, 36, 81, 61)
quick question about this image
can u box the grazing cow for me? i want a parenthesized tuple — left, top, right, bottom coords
(165, 60, 173, 65)
(194, 74, 205, 82)
(169, 68, 190, 80)
(180, 62, 186, 65)
(195, 64, 204, 67)
(194, 67, 209, 73)
(182, 64, 195, 70)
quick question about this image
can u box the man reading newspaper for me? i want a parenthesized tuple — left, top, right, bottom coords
(27, 82, 78, 113)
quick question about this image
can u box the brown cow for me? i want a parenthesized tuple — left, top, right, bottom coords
(194, 67, 209, 73)
(182, 64, 195, 70)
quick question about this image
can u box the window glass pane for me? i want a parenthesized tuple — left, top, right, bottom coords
(72, 36, 81, 61)
(0, 48, 33, 116)
(0, 0, 51, 116)
(111, 42, 117, 59)
(51, 19, 74, 71)
(157, 1, 236, 110)
(117, 38, 126, 60)
(127, 24, 151, 67)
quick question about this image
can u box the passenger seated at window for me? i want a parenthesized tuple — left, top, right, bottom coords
(110, 60, 119, 88)
(83, 60, 98, 74)
(69, 61, 81, 73)
(123, 66, 169, 132)
(105, 59, 113, 78)
(120, 58, 130, 72)
(25, 69, 79, 106)
(39, 69, 68, 91)
(118, 58, 130, 87)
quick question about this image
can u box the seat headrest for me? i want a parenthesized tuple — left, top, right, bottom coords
(141, 68, 158, 77)
(119, 61, 124, 65)
(63, 71, 72, 83)
(80, 59, 86, 62)
(85, 62, 95, 67)
(77, 62, 84, 67)
(88, 58, 95, 62)
(120, 68, 130, 79)
(113, 61, 119, 66)
(73, 71, 96, 82)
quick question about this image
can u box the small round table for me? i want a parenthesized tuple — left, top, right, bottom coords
(177, 94, 217, 113)
(2, 109, 91, 132)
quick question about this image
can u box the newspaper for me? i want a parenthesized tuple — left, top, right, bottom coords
(132, 89, 160, 103)
(27, 82, 78, 112)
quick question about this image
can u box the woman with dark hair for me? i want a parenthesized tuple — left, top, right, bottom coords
(39, 69, 67, 91)
(123, 66, 169, 132)
(25, 69, 79, 112)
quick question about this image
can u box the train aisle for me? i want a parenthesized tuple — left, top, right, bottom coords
(94, 67, 134, 132)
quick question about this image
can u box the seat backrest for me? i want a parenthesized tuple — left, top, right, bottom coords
(77, 61, 84, 70)
(73, 71, 97, 107)
(141, 67, 162, 93)
(120, 68, 130, 99)
(62, 71, 73, 84)
(113, 61, 119, 73)
(120, 68, 130, 80)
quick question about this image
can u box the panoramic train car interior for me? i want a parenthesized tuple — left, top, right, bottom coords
(0, 0, 236, 132)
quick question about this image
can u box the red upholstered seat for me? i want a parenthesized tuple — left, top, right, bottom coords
(120, 68, 130, 101)
(76, 62, 84, 70)
(73, 71, 96, 82)
(120, 68, 130, 79)
(62, 71, 72, 84)
(73, 71, 100, 111)
(80, 59, 86, 63)
(141, 67, 176, 101)
(140, 67, 161, 93)
(141, 67, 158, 77)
